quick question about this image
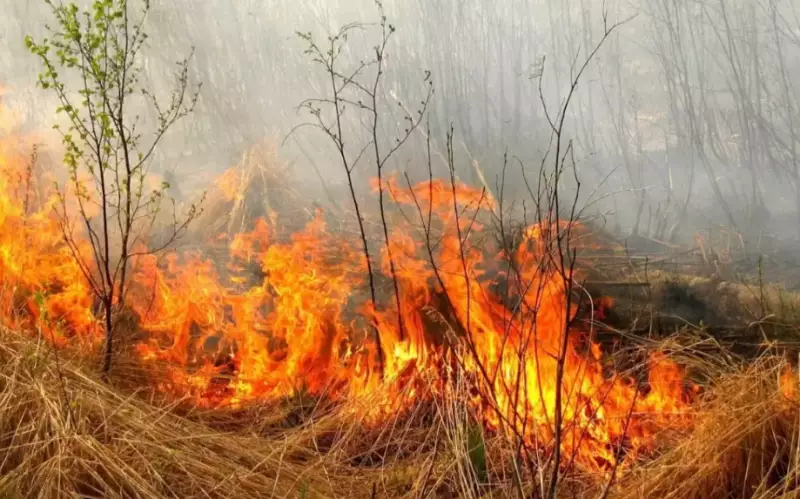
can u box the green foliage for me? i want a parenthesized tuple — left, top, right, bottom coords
(298, 479, 309, 499)
(466, 423, 488, 484)
(26, 0, 202, 373)
(25, 0, 198, 228)
(33, 290, 47, 319)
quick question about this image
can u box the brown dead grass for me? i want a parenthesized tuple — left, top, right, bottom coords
(0, 326, 343, 499)
(615, 356, 800, 499)
(3, 321, 800, 498)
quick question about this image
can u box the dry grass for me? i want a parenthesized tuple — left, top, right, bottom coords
(0, 326, 342, 499)
(4, 318, 800, 498)
(187, 141, 302, 243)
(617, 357, 800, 499)
(0, 322, 503, 498)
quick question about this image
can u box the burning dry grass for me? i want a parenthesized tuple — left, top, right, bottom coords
(618, 357, 800, 499)
(188, 142, 299, 242)
(5, 92, 800, 498)
(3, 321, 800, 498)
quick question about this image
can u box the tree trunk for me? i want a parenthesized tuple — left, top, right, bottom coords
(102, 298, 113, 375)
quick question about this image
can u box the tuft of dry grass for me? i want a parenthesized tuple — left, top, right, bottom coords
(0, 326, 341, 499)
(188, 141, 300, 243)
(616, 356, 800, 499)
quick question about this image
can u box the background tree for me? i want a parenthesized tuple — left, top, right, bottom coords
(295, 1, 432, 377)
(25, 0, 202, 375)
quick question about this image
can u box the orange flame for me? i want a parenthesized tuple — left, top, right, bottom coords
(0, 103, 694, 470)
(780, 365, 797, 402)
(0, 100, 99, 348)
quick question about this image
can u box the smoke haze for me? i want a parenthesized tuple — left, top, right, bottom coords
(3, 0, 800, 246)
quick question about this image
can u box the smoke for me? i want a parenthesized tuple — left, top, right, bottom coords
(2, 0, 800, 246)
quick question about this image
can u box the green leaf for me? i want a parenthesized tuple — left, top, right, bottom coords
(34, 291, 45, 309)
(467, 424, 488, 484)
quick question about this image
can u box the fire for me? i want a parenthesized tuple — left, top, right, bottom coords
(780, 365, 797, 402)
(0, 96, 99, 348)
(215, 166, 243, 202)
(0, 97, 694, 471)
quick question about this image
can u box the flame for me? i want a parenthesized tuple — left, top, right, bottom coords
(215, 166, 243, 202)
(780, 365, 797, 402)
(0, 99, 99, 348)
(0, 100, 695, 471)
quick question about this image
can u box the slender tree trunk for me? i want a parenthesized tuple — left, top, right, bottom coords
(102, 297, 113, 375)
